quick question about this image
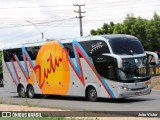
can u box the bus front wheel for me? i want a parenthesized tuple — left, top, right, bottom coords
(26, 85, 35, 98)
(86, 86, 98, 101)
(18, 85, 26, 98)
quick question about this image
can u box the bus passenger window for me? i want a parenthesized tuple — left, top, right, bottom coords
(91, 41, 110, 56)
(3, 49, 23, 62)
(3, 50, 11, 62)
(14, 48, 23, 61)
(63, 43, 75, 58)
(25, 46, 40, 60)
(79, 41, 93, 57)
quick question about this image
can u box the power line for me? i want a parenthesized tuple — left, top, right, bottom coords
(85, 0, 158, 9)
(0, 18, 76, 29)
(0, 1, 158, 30)
(0, 5, 73, 9)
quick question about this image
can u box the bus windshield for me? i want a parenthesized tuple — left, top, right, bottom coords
(109, 37, 144, 55)
(118, 57, 150, 82)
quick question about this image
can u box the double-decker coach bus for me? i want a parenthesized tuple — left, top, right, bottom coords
(2, 34, 159, 101)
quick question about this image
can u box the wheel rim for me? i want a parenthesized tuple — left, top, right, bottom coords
(89, 89, 97, 99)
(19, 86, 25, 97)
(28, 87, 34, 97)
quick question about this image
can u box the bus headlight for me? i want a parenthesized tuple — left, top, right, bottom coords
(146, 81, 151, 88)
(120, 86, 130, 91)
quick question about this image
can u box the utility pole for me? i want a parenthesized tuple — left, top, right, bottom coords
(73, 4, 85, 37)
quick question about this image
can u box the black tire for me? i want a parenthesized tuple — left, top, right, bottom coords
(18, 85, 26, 98)
(87, 86, 98, 101)
(26, 85, 35, 98)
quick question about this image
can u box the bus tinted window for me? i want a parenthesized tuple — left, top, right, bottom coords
(63, 43, 75, 58)
(79, 40, 110, 57)
(79, 41, 92, 57)
(3, 48, 23, 62)
(109, 37, 144, 55)
(4, 50, 13, 62)
(91, 41, 110, 55)
(14, 48, 23, 61)
(25, 46, 40, 60)
(3, 46, 40, 62)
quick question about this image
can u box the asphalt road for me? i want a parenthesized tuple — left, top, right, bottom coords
(0, 87, 160, 111)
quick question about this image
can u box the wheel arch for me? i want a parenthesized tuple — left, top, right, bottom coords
(85, 83, 99, 97)
(26, 83, 34, 92)
(17, 83, 25, 93)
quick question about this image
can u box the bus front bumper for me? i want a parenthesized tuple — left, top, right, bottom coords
(116, 85, 152, 98)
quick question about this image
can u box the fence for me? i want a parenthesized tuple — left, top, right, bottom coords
(150, 65, 160, 76)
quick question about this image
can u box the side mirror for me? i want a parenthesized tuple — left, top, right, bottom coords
(145, 51, 159, 65)
(102, 53, 122, 68)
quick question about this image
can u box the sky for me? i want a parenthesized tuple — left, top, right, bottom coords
(0, 0, 160, 49)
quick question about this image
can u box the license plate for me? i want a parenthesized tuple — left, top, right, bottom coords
(135, 92, 141, 95)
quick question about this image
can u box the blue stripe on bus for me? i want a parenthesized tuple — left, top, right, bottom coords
(59, 40, 116, 98)
(101, 78, 116, 98)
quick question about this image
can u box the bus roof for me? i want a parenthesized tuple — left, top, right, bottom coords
(101, 34, 137, 40)
(2, 34, 138, 50)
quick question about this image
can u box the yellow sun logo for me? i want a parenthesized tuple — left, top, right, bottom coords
(35, 41, 70, 95)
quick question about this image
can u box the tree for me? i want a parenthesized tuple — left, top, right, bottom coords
(90, 22, 115, 35)
(90, 13, 160, 51)
(113, 23, 124, 34)
(148, 13, 160, 51)
(90, 29, 97, 35)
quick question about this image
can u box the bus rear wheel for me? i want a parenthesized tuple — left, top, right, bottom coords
(18, 85, 26, 98)
(27, 85, 35, 98)
(87, 86, 98, 101)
